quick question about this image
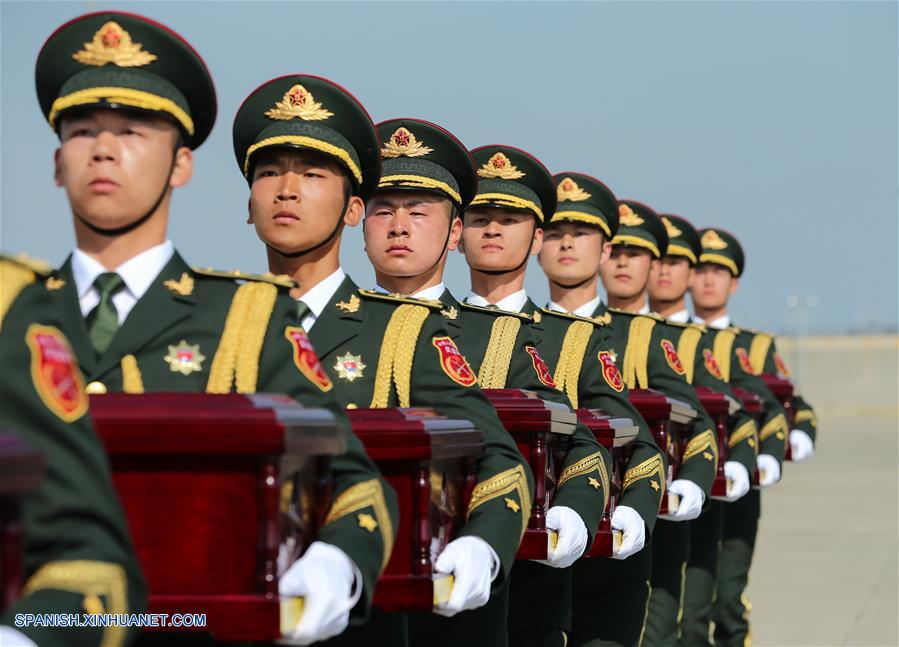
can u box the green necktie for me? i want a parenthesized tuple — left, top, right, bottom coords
(296, 299, 311, 327)
(86, 272, 125, 356)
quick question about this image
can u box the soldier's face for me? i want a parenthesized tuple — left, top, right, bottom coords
(55, 108, 192, 230)
(600, 246, 657, 299)
(247, 149, 362, 254)
(538, 222, 610, 285)
(648, 256, 694, 302)
(460, 207, 542, 271)
(363, 190, 460, 279)
(690, 263, 738, 310)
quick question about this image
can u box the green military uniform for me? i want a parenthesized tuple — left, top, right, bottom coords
(35, 14, 398, 630)
(538, 172, 667, 647)
(0, 256, 147, 647)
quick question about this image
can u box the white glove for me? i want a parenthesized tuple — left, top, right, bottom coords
(610, 505, 645, 560)
(789, 429, 815, 462)
(0, 627, 37, 647)
(757, 454, 782, 488)
(279, 541, 361, 645)
(433, 536, 499, 617)
(534, 506, 589, 569)
(723, 461, 750, 502)
(661, 479, 705, 521)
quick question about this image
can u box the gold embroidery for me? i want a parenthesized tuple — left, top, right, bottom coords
(49, 86, 195, 136)
(336, 293, 361, 313)
(794, 409, 818, 428)
(244, 135, 361, 184)
(369, 304, 430, 408)
(441, 306, 458, 320)
(206, 282, 257, 393)
(683, 429, 718, 471)
(45, 276, 66, 291)
(163, 272, 194, 296)
(728, 419, 758, 450)
(477, 152, 525, 180)
(164, 341, 205, 376)
(325, 479, 394, 572)
(478, 316, 521, 389)
(712, 329, 736, 382)
(759, 413, 787, 442)
(380, 127, 433, 158)
(120, 354, 144, 394)
(662, 216, 682, 237)
(378, 174, 462, 204)
(676, 327, 703, 384)
(358, 513, 378, 532)
(467, 464, 531, 538)
(469, 192, 544, 221)
(559, 451, 610, 511)
(553, 320, 593, 409)
(72, 21, 157, 67)
(622, 317, 656, 389)
(504, 497, 520, 513)
(701, 229, 728, 250)
(749, 333, 773, 376)
(264, 84, 334, 121)
(618, 204, 644, 226)
(235, 283, 277, 392)
(623, 455, 666, 494)
(556, 177, 591, 202)
(23, 560, 128, 647)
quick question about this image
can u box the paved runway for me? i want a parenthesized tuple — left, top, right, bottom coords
(746, 412, 897, 645)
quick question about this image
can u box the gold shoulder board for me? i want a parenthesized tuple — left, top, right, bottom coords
(191, 267, 296, 289)
(357, 289, 442, 309)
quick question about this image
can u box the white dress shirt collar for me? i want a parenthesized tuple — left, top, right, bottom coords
(547, 295, 601, 318)
(667, 308, 690, 324)
(373, 282, 446, 302)
(464, 288, 528, 313)
(694, 313, 731, 329)
(297, 268, 346, 330)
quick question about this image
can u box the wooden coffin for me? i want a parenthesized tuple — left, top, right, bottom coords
(0, 433, 44, 613)
(481, 389, 577, 560)
(628, 390, 697, 515)
(90, 393, 344, 642)
(761, 374, 796, 460)
(576, 412, 639, 557)
(347, 407, 483, 612)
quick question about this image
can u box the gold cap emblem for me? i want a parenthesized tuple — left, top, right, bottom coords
(73, 21, 157, 67)
(701, 229, 729, 250)
(381, 127, 433, 158)
(478, 152, 525, 180)
(557, 177, 591, 202)
(618, 204, 644, 227)
(662, 217, 682, 238)
(265, 84, 334, 121)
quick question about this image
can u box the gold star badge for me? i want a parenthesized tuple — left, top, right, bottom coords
(504, 497, 520, 513)
(478, 152, 525, 180)
(164, 272, 194, 296)
(333, 352, 366, 382)
(649, 480, 660, 492)
(618, 204, 644, 227)
(45, 277, 66, 291)
(357, 513, 378, 532)
(588, 476, 602, 490)
(703, 451, 714, 461)
(381, 127, 433, 158)
(73, 21, 157, 67)
(164, 341, 205, 376)
(265, 84, 333, 122)
(335, 294, 360, 313)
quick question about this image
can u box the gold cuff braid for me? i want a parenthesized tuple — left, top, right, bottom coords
(325, 479, 395, 572)
(467, 464, 532, 539)
(759, 413, 788, 442)
(558, 451, 610, 511)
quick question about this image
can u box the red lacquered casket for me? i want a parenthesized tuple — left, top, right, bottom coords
(695, 387, 739, 501)
(91, 393, 344, 642)
(628, 390, 697, 515)
(347, 408, 483, 612)
(761, 374, 795, 460)
(575, 411, 639, 557)
(0, 433, 44, 613)
(481, 389, 577, 560)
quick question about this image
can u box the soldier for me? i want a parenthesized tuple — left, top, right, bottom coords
(234, 81, 534, 645)
(365, 119, 610, 647)
(645, 215, 762, 644)
(0, 256, 147, 647)
(459, 157, 663, 647)
(30, 13, 396, 644)
(686, 227, 814, 646)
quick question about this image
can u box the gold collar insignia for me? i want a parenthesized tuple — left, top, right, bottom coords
(335, 293, 361, 313)
(45, 277, 66, 291)
(441, 306, 458, 320)
(163, 272, 194, 296)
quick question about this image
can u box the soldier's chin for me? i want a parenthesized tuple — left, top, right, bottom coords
(76, 211, 147, 233)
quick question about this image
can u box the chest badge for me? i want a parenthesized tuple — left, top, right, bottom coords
(164, 340, 206, 376)
(334, 352, 366, 382)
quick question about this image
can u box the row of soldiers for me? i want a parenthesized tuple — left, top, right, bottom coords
(0, 10, 818, 647)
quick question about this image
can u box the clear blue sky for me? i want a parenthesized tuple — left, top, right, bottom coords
(2, 1, 896, 334)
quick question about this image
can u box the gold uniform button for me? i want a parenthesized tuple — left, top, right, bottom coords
(85, 381, 107, 395)
(346, 403, 358, 410)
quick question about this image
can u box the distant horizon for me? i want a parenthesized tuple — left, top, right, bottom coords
(2, 1, 896, 335)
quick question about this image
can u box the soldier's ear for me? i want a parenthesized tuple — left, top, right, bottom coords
(446, 215, 463, 252)
(343, 195, 364, 228)
(530, 225, 544, 256)
(54, 148, 63, 187)
(169, 146, 194, 188)
(600, 240, 612, 264)
(246, 197, 254, 224)
(729, 277, 739, 295)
